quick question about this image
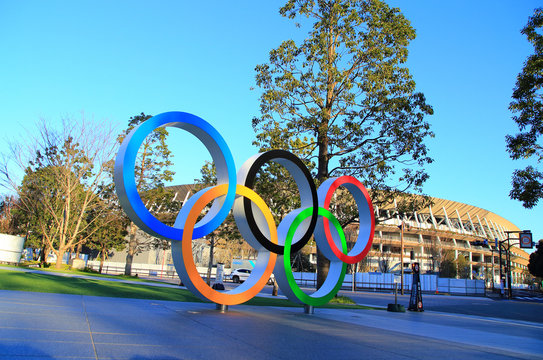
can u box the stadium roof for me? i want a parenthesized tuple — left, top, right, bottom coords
(421, 197, 520, 232)
(167, 184, 520, 233)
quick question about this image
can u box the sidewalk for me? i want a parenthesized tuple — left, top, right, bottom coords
(1, 289, 542, 360)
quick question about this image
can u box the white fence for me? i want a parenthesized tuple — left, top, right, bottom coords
(290, 271, 485, 296)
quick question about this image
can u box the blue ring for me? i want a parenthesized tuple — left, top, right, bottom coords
(114, 111, 236, 240)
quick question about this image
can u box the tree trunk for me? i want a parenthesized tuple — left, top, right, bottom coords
(206, 235, 215, 285)
(36, 237, 45, 262)
(99, 247, 105, 274)
(75, 243, 82, 259)
(316, 249, 330, 289)
(55, 248, 66, 269)
(272, 279, 279, 296)
(125, 223, 138, 276)
(39, 239, 50, 267)
(316, 120, 330, 289)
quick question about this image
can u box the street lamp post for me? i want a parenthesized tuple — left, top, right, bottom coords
(498, 242, 504, 297)
(507, 235, 513, 299)
(490, 246, 495, 291)
(400, 222, 405, 295)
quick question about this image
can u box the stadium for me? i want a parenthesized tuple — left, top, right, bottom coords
(99, 184, 530, 290)
(369, 196, 530, 286)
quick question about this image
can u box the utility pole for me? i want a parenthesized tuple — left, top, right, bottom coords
(498, 242, 504, 297)
(400, 222, 405, 295)
(507, 235, 513, 299)
(490, 243, 495, 290)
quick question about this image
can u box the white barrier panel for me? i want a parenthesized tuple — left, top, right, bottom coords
(0, 234, 25, 264)
(437, 278, 485, 295)
(295, 271, 484, 295)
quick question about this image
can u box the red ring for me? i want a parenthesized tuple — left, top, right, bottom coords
(322, 176, 375, 264)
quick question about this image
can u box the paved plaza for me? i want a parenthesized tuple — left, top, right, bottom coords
(1, 289, 542, 360)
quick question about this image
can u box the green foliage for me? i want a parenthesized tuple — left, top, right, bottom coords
(85, 197, 128, 271)
(439, 252, 470, 279)
(119, 113, 177, 275)
(290, 247, 315, 272)
(195, 161, 250, 261)
(0, 195, 22, 235)
(528, 240, 543, 278)
(118, 113, 174, 194)
(0, 117, 124, 268)
(15, 121, 117, 269)
(456, 254, 470, 279)
(439, 250, 457, 278)
(506, 8, 543, 208)
(253, 0, 433, 194)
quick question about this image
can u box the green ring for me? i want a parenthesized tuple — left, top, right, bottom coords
(284, 207, 348, 306)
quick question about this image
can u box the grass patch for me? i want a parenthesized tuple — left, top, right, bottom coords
(245, 295, 373, 309)
(36, 267, 172, 283)
(0, 269, 375, 310)
(0, 269, 202, 302)
(2, 263, 174, 285)
(329, 295, 356, 305)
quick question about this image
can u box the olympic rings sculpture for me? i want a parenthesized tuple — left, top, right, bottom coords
(115, 111, 375, 306)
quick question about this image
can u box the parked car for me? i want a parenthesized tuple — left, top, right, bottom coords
(230, 268, 275, 285)
(230, 268, 251, 283)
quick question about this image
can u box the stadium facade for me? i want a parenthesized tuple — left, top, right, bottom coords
(369, 196, 530, 285)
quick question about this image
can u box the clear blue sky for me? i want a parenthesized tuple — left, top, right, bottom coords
(1, 1, 541, 245)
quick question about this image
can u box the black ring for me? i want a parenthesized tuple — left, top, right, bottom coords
(241, 150, 318, 254)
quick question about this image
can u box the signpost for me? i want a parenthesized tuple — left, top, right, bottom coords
(387, 274, 405, 312)
(498, 230, 533, 299)
(520, 231, 533, 249)
(408, 262, 423, 312)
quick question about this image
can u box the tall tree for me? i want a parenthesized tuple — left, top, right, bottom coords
(0, 195, 22, 235)
(506, 8, 543, 209)
(456, 254, 470, 279)
(528, 239, 543, 278)
(118, 113, 176, 275)
(439, 250, 457, 279)
(2, 192, 52, 264)
(1, 118, 117, 268)
(85, 193, 128, 273)
(196, 161, 244, 283)
(253, 0, 433, 287)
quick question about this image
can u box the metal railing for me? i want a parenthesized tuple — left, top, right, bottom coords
(86, 263, 179, 280)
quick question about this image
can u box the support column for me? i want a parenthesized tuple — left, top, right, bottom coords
(467, 212, 476, 235)
(442, 207, 453, 231)
(476, 215, 488, 238)
(455, 209, 466, 234)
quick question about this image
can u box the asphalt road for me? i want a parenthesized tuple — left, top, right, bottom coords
(225, 282, 543, 324)
(336, 289, 543, 323)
